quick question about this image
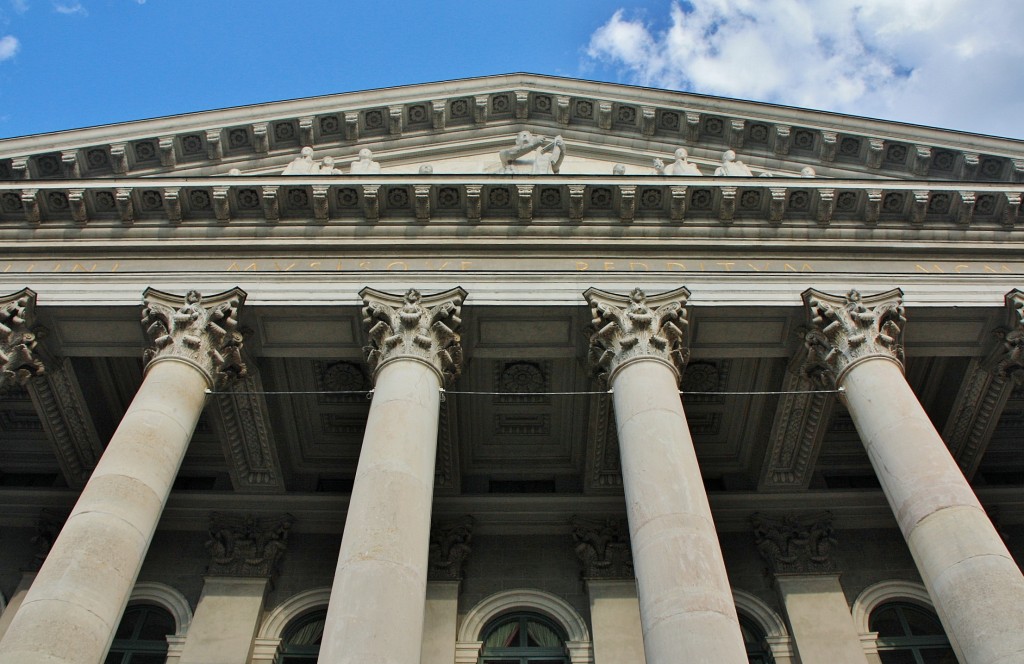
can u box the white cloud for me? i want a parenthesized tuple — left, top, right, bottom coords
(10, 0, 30, 13)
(53, 1, 85, 14)
(0, 34, 18, 61)
(586, 1, 1024, 138)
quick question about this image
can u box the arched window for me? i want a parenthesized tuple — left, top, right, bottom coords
(105, 604, 175, 664)
(870, 602, 955, 664)
(479, 612, 568, 664)
(739, 615, 774, 664)
(276, 609, 326, 664)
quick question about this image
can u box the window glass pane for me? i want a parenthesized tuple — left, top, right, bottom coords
(871, 606, 905, 637)
(879, 651, 917, 664)
(902, 606, 945, 637)
(484, 622, 519, 648)
(114, 609, 141, 640)
(129, 655, 169, 664)
(104, 652, 125, 664)
(920, 648, 958, 664)
(286, 617, 325, 647)
(525, 621, 562, 648)
(137, 608, 175, 641)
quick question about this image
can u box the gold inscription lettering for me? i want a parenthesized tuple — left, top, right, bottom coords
(576, 261, 589, 271)
(25, 264, 34, 273)
(228, 262, 241, 271)
(604, 261, 615, 271)
(461, 261, 473, 270)
(308, 261, 321, 269)
(244, 262, 257, 271)
(629, 261, 649, 271)
(717, 262, 734, 271)
(915, 264, 929, 273)
(801, 263, 814, 272)
(982, 264, 1012, 273)
(2, 265, 10, 273)
(666, 262, 686, 271)
(954, 264, 970, 273)
(930, 264, 945, 273)
(52, 263, 62, 272)
(111, 262, 119, 272)
(359, 261, 371, 269)
(387, 261, 409, 271)
(71, 263, 97, 273)
(273, 262, 296, 272)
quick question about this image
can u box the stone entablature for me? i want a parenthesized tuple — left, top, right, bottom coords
(2, 77, 1022, 183)
(2, 177, 1021, 227)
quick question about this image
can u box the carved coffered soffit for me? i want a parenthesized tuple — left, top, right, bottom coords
(25, 356, 103, 489)
(759, 339, 835, 492)
(942, 290, 1024, 479)
(209, 357, 286, 493)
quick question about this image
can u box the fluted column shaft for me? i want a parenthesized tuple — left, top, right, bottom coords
(0, 288, 245, 664)
(805, 288, 1024, 664)
(587, 287, 747, 664)
(320, 287, 464, 664)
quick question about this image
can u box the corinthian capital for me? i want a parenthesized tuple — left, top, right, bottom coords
(584, 286, 690, 384)
(996, 289, 1024, 382)
(0, 288, 44, 392)
(360, 287, 466, 385)
(803, 288, 905, 384)
(141, 287, 247, 387)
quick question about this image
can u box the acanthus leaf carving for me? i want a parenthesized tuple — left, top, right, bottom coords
(205, 512, 293, 578)
(585, 286, 690, 384)
(752, 511, 837, 575)
(428, 516, 474, 581)
(141, 288, 247, 387)
(360, 287, 466, 385)
(803, 288, 905, 384)
(571, 516, 634, 579)
(0, 288, 44, 393)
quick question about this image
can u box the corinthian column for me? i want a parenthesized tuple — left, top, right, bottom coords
(0, 288, 246, 664)
(804, 288, 1024, 664)
(584, 287, 748, 664)
(320, 287, 465, 664)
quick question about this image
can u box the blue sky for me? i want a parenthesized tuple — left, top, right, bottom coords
(2, 0, 1023, 140)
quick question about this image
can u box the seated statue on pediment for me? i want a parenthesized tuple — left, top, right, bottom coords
(350, 148, 382, 174)
(714, 150, 753, 176)
(498, 131, 566, 174)
(654, 148, 702, 176)
(282, 146, 318, 175)
(319, 156, 342, 175)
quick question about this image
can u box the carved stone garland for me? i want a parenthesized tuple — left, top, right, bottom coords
(204, 512, 294, 578)
(0, 288, 44, 392)
(803, 288, 906, 385)
(360, 287, 465, 385)
(570, 516, 634, 579)
(427, 516, 474, 581)
(584, 286, 690, 384)
(141, 288, 247, 387)
(751, 512, 837, 575)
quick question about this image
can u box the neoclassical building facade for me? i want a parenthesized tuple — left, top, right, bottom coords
(0, 74, 1021, 664)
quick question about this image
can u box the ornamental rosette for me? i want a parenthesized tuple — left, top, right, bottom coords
(141, 287, 247, 387)
(360, 286, 466, 385)
(584, 286, 690, 385)
(803, 288, 905, 384)
(0, 288, 45, 392)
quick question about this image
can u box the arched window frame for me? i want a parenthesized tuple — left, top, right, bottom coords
(851, 580, 953, 659)
(128, 582, 191, 662)
(252, 588, 331, 664)
(457, 589, 593, 664)
(732, 589, 795, 664)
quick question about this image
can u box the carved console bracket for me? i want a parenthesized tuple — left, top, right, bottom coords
(360, 286, 466, 385)
(752, 511, 837, 575)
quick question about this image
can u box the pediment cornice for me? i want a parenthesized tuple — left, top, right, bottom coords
(2, 74, 1023, 184)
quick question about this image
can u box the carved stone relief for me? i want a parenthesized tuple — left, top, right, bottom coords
(204, 512, 293, 578)
(570, 516, 634, 579)
(751, 512, 837, 575)
(427, 516, 474, 581)
(0, 288, 44, 393)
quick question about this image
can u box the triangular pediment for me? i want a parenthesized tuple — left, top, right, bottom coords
(2, 74, 1023, 183)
